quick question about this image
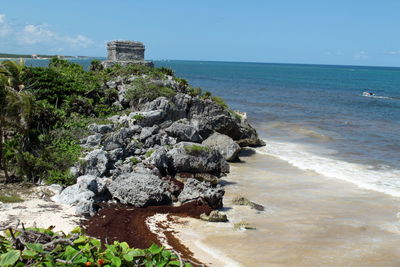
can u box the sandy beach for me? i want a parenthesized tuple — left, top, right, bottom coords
(0, 185, 82, 233)
(168, 149, 400, 266)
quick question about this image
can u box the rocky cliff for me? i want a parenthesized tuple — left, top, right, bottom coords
(55, 72, 264, 215)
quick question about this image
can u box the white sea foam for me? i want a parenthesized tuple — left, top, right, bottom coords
(362, 94, 391, 99)
(257, 140, 400, 197)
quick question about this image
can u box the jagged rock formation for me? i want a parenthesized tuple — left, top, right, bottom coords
(102, 40, 153, 68)
(55, 72, 264, 215)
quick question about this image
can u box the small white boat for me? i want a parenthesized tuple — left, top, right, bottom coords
(363, 91, 375, 97)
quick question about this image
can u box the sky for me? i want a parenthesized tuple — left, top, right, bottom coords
(1, 0, 400, 67)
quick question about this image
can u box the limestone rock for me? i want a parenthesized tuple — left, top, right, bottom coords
(103, 127, 134, 151)
(164, 142, 229, 176)
(200, 210, 228, 222)
(88, 124, 114, 134)
(202, 132, 241, 161)
(83, 149, 110, 177)
(178, 178, 224, 209)
(108, 173, 171, 207)
(129, 110, 166, 127)
(56, 175, 111, 215)
(165, 121, 202, 143)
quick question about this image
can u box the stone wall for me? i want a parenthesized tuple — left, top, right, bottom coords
(103, 40, 153, 68)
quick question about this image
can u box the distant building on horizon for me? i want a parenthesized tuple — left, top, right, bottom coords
(102, 40, 153, 68)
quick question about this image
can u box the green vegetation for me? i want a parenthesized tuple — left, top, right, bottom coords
(125, 78, 176, 104)
(0, 193, 23, 203)
(0, 226, 192, 267)
(184, 144, 210, 155)
(130, 157, 140, 165)
(145, 149, 155, 158)
(132, 113, 145, 121)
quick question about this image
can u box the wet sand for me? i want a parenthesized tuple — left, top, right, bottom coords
(172, 150, 400, 266)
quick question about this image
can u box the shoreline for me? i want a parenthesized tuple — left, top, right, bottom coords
(167, 149, 400, 266)
(3, 147, 400, 266)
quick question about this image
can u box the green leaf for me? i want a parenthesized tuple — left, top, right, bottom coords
(0, 249, 21, 267)
(156, 260, 168, 267)
(184, 263, 192, 267)
(168, 261, 181, 266)
(73, 235, 88, 244)
(148, 244, 163, 255)
(21, 249, 37, 259)
(63, 246, 79, 259)
(119, 241, 129, 252)
(70, 226, 83, 234)
(90, 238, 101, 248)
(130, 248, 145, 257)
(123, 253, 133, 262)
(161, 250, 171, 259)
(25, 242, 44, 252)
(111, 256, 122, 267)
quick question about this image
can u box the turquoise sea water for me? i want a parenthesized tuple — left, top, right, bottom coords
(21, 59, 400, 196)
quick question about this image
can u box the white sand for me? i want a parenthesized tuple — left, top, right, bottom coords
(0, 186, 82, 233)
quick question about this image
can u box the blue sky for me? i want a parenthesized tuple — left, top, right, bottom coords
(1, 0, 400, 66)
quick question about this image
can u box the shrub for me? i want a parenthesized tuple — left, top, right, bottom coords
(159, 67, 174, 76)
(0, 227, 193, 267)
(89, 59, 104, 72)
(187, 87, 202, 97)
(125, 78, 176, 104)
(9, 134, 82, 185)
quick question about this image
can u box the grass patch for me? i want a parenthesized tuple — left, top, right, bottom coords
(130, 157, 141, 165)
(184, 144, 210, 155)
(0, 194, 24, 203)
(132, 113, 145, 121)
(145, 149, 155, 158)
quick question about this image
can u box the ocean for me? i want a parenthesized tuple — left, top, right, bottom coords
(21, 58, 400, 197)
(156, 60, 400, 197)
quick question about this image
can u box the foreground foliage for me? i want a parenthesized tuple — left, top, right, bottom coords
(0, 226, 192, 267)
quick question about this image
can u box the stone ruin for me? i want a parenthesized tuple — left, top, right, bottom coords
(102, 40, 153, 68)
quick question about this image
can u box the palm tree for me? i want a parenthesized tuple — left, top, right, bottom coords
(0, 60, 33, 182)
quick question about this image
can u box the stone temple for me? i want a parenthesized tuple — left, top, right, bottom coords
(102, 40, 153, 68)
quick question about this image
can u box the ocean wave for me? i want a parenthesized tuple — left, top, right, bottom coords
(364, 95, 391, 99)
(362, 93, 397, 100)
(257, 140, 400, 197)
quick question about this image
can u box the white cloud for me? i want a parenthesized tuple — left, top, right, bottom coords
(64, 34, 93, 48)
(18, 24, 56, 45)
(0, 14, 12, 37)
(0, 13, 94, 52)
(387, 50, 400, 55)
(353, 51, 368, 60)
